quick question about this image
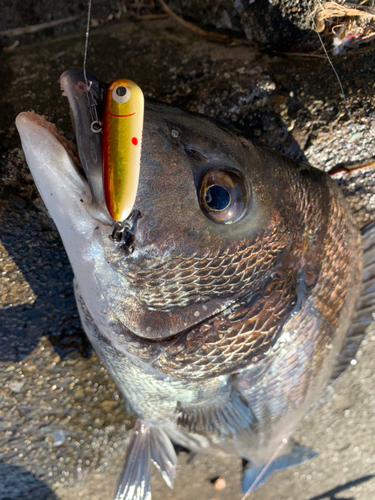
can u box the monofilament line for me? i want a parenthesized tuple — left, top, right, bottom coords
(240, 436, 290, 500)
(314, 20, 351, 119)
(83, 0, 92, 89)
(82, 0, 102, 132)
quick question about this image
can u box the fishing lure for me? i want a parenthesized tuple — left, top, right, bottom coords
(102, 79, 144, 222)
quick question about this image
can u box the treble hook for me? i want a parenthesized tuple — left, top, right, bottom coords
(110, 220, 132, 243)
(109, 210, 142, 253)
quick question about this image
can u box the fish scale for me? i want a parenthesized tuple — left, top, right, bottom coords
(128, 223, 289, 309)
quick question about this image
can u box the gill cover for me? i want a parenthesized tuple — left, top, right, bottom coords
(102, 79, 144, 222)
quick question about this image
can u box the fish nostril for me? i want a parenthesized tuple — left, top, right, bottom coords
(185, 145, 208, 161)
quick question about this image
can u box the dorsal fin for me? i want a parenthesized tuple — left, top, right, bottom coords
(331, 221, 375, 381)
(113, 419, 177, 500)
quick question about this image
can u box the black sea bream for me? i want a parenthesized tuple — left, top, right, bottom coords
(15, 70, 375, 500)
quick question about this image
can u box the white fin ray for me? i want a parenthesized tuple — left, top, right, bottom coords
(113, 419, 177, 500)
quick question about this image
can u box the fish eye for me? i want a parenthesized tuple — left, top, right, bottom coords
(112, 85, 131, 103)
(199, 168, 248, 224)
(205, 185, 230, 210)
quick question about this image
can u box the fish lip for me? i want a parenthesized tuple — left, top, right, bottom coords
(15, 110, 99, 237)
(15, 110, 111, 228)
(59, 70, 106, 207)
(16, 110, 82, 171)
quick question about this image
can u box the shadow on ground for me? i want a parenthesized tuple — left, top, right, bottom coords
(0, 461, 58, 500)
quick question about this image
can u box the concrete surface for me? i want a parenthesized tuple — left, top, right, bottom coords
(1, 15, 375, 500)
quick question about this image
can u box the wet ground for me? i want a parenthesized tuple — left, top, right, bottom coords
(1, 15, 375, 500)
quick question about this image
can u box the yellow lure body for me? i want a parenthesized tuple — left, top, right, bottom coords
(102, 79, 144, 222)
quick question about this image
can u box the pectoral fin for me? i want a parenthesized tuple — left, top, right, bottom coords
(113, 419, 177, 500)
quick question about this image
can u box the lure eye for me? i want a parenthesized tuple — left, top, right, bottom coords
(112, 85, 131, 103)
(199, 169, 248, 224)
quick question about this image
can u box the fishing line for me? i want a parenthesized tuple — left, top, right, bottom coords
(83, 0, 101, 133)
(240, 435, 291, 500)
(314, 20, 352, 120)
(83, 0, 91, 91)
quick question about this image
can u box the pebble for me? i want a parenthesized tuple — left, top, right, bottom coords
(212, 477, 226, 490)
(9, 381, 25, 393)
(51, 429, 66, 447)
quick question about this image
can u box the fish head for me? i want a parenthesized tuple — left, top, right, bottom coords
(16, 70, 329, 380)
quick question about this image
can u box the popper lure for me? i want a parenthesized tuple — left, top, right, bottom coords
(102, 79, 144, 222)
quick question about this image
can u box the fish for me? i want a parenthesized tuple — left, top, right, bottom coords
(15, 69, 375, 500)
